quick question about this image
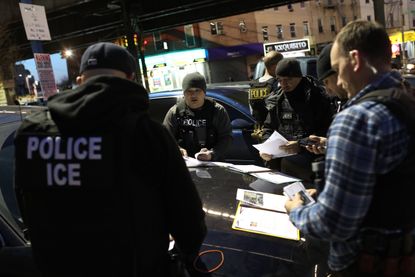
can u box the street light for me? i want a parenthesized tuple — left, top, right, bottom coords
(64, 49, 73, 58)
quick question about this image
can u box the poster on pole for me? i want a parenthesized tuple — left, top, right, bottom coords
(0, 82, 7, 106)
(19, 3, 51, 41)
(34, 53, 57, 99)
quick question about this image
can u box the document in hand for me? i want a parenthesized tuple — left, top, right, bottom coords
(252, 131, 295, 158)
(283, 182, 315, 206)
(232, 189, 300, 240)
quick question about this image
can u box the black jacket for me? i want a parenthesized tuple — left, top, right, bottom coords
(263, 76, 333, 141)
(163, 97, 232, 161)
(14, 75, 206, 276)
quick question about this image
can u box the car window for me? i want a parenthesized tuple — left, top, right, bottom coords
(148, 97, 179, 122)
(214, 100, 251, 123)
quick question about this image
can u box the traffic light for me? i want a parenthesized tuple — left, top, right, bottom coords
(122, 35, 128, 47)
(133, 33, 138, 46)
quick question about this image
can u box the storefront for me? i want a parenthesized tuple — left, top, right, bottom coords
(139, 49, 208, 92)
(389, 30, 415, 61)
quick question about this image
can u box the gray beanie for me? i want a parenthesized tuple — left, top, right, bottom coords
(275, 58, 303, 77)
(182, 72, 206, 92)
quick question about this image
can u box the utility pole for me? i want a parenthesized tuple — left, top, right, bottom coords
(373, 0, 386, 26)
(400, 0, 407, 67)
(120, 0, 148, 89)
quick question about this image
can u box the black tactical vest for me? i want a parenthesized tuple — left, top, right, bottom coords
(356, 88, 415, 230)
(175, 98, 217, 157)
(277, 95, 306, 141)
(14, 109, 148, 276)
(248, 78, 279, 125)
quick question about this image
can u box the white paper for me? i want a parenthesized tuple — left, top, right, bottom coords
(228, 164, 271, 173)
(253, 131, 295, 158)
(183, 156, 216, 167)
(236, 189, 288, 212)
(251, 172, 300, 185)
(233, 206, 299, 240)
(283, 182, 315, 205)
(183, 157, 233, 168)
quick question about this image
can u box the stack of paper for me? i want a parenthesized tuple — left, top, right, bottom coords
(252, 131, 295, 158)
(232, 189, 300, 240)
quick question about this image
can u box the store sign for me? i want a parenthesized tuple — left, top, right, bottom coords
(34, 53, 57, 99)
(389, 31, 415, 44)
(153, 63, 167, 68)
(264, 39, 310, 54)
(19, 3, 51, 41)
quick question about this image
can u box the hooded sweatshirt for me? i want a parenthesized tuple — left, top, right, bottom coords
(15, 75, 206, 277)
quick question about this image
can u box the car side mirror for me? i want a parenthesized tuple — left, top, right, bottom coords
(231, 118, 253, 129)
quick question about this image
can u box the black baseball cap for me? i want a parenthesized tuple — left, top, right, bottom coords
(317, 43, 336, 82)
(79, 42, 136, 75)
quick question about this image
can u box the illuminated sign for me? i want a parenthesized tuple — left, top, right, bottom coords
(389, 31, 415, 44)
(263, 39, 310, 54)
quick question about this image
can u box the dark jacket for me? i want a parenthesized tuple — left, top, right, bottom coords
(14, 75, 206, 277)
(163, 97, 232, 161)
(263, 76, 333, 141)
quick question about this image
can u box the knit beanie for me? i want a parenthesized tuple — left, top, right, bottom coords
(275, 58, 303, 77)
(317, 43, 336, 81)
(182, 72, 207, 92)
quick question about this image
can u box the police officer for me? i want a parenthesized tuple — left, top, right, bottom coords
(259, 58, 333, 181)
(14, 42, 206, 277)
(249, 51, 283, 140)
(163, 72, 232, 161)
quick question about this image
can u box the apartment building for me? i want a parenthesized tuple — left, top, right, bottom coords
(254, 0, 374, 55)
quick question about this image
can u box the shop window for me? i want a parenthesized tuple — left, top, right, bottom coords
(276, 24, 283, 39)
(290, 23, 296, 38)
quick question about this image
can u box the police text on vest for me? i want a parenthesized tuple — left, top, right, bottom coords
(26, 136, 102, 186)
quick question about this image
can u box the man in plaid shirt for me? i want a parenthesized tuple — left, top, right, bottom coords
(285, 20, 415, 276)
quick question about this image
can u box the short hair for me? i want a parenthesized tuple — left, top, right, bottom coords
(263, 51, 284, 70)
(335, 20, 391, 66)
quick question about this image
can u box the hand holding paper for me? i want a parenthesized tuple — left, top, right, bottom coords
(253, 131, 296, 158)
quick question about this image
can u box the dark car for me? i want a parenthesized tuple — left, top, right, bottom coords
(148, 87, 262, 165)
(0, 105, 315, 277)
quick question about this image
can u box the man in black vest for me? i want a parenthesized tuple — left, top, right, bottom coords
(163, 72, 232, 161)
(14, 42, 206, 277)
(259, 58, 333, 182)
(285, 20, 415, 276)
